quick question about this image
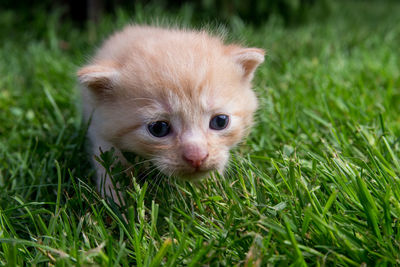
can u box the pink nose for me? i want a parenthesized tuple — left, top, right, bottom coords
(182, 145, 209, 168)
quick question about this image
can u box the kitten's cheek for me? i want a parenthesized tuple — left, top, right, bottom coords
(216, 152, 230, 173)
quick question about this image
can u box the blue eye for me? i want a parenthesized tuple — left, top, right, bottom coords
(148, 121, 171, 137)
(210, 115, 229, 130)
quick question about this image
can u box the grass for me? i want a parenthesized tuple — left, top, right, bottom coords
(1, 1, 400, 265)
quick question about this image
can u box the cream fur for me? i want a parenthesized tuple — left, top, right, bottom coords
(77, 25, 264, 201)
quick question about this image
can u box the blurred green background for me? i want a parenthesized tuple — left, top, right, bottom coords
(2, 0, 330, 28)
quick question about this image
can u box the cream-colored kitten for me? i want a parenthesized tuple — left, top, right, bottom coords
(77, 25, 264, 200)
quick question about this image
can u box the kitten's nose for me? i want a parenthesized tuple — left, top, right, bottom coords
(182, 145, 209, 168)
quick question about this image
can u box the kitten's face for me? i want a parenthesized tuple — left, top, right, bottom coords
(78, 27, 264, 180)
(110, 64, 258, 179)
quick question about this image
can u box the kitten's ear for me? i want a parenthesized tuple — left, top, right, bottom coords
(77, 64, 119, 94)
(230, 47, 265, 81)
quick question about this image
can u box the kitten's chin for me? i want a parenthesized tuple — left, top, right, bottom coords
(158, 157, 228, 182)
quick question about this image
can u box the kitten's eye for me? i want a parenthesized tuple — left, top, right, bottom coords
(210, 114, 229, 130)
(148, 121, 171, 137)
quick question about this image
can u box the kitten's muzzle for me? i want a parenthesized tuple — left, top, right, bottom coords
(182, 144, 209, 169)
(182, 153, 209, 169)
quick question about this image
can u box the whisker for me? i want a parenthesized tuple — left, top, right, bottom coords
(137, 165, 160, 184)
(106, 158, 154, 178)
(148, 170, 165, 196)
(153, 173, 165, 197)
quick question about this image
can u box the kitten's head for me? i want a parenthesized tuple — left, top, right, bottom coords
(78, 26, 264, 180)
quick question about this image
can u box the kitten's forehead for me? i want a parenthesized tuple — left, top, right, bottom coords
(153, 79, 240, 118)
(120, 35, 241, 95)
(123, 60, 241, 115)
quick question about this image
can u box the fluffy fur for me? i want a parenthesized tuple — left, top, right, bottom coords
(77, 25, 264, 199)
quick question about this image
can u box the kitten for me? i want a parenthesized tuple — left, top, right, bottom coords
(77, 25, 264, 200)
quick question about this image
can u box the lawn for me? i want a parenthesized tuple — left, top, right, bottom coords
(1, 1, 400, 265)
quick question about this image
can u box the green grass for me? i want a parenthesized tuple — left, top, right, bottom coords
(1, 1, 400, 265)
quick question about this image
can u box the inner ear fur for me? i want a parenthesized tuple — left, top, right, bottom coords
(77, 64, 119, 93)
(227, 46, 265, 81)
